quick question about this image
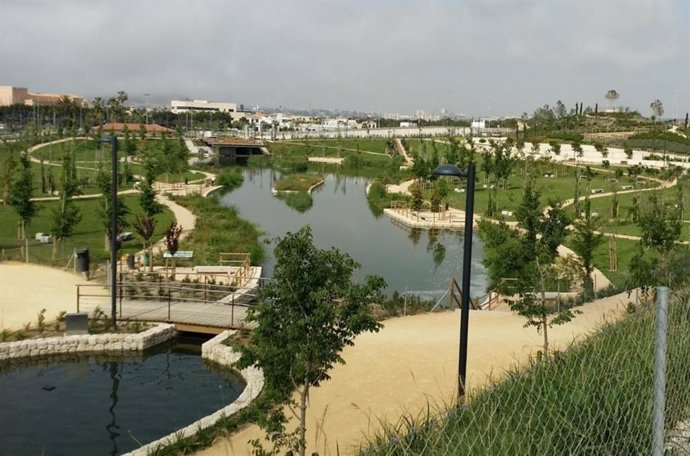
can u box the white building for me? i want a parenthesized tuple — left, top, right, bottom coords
(170, 99, 239, 114)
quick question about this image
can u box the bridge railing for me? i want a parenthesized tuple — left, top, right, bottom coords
(218, 253, 252, 288)
(75, 277, 269, 329)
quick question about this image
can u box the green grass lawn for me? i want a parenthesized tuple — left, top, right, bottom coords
(439, 164, 650, 217)
(562, 234, 639, 289)
(264, 141, 398, 175)
(32, 138, 129, 162)
(29, 161, 132, 197)
(30, 138, 196, 187)
(282, 138, 391, 155)
(0, 196, 174, 264)
(273, 174, 323, 192)
(268, 140, 391, 160)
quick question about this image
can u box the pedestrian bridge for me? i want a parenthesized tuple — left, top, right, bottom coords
(75, 267, 264, 334)
(202, 137, 269, 165)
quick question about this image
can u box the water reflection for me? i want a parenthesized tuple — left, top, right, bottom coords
(220, 169, 489, 299)
(107, 361, 121, 456)
(0, 341, 245, 456)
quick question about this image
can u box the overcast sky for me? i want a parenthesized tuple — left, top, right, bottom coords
(1, 0, 688, 117)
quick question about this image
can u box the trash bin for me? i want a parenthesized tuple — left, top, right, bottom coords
(127, 253, 135, 270)
(75, 248, 90, 279)
(143, 251, 150, 267)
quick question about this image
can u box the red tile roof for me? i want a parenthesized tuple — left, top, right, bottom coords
(96, 123, 175, 134)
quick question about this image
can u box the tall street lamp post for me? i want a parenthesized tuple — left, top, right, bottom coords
(433, 163, 476, 404)
(101, 135, 119, 330)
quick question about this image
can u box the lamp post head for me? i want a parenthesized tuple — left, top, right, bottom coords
(433, 164, 468, 178)
(100, 134, 118, 149)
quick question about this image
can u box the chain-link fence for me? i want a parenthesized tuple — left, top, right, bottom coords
(363, 288, 690, 456)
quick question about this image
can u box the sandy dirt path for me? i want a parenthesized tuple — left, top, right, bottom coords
(196, 292, 628, 456)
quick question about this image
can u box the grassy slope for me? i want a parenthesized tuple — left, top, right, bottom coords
(440, 163, 648, 219)
(362, 291, 690, 455)
(172, 195, 264, 265)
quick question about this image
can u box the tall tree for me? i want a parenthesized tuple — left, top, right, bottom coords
(605, 89, 620, 107)
(50, 149, 82, 259)
(0, 143, 18, 205)
(650, 99, 664, 120)
(637, 193, 681, 285)
(554, 100, 567, 119)
(480, 178, 573, 357)
(10, 153, 37, 239)
(132, 215, 157, 272)
(571, 197, 604, 298)
(97, 170, 129, 251)
(106, 91, 128, 123)
(236, 226, 385, 456)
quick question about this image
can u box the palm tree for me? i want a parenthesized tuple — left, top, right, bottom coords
(650, 99, 664, 120)
(605, 90, 620, 108)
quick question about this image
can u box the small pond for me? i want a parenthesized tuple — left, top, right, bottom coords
(220, 168, 489, 300)
(0, 336, 245, 456)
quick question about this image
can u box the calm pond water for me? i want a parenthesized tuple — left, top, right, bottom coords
(220, 168, 489, 300)
(0, 338, 245, 456)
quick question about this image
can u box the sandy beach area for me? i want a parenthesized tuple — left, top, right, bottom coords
(0, 262, 87, 330)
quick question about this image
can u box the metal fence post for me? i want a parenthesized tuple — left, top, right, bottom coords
(119, 272, 123, 319)
(76, 285, 80, 313)
(652, 286, 669, 456)
(167, 288, 171, 321)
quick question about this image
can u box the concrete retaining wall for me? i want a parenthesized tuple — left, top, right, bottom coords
(123, 330, 264, 456)
(0, 324, 176, 361)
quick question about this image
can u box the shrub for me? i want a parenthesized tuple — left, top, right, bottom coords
(215, 169, 244, 191)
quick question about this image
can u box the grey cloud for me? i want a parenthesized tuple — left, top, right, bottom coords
(0, 0, 687, 116)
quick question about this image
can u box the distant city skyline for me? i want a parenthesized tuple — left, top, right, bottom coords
(0, 0, 688, 118)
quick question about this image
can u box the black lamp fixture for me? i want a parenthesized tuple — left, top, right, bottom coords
(432, 163, 476, 404)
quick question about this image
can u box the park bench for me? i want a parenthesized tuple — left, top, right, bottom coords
(34, 232, 52, 244)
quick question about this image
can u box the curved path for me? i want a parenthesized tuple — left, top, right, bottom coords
(196, 292, 628, 456)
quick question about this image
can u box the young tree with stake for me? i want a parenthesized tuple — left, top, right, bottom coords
(236, 226, 385, 456)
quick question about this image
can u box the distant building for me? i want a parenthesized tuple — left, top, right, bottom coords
(603, 106, 631, 113)
(170, 99, 240, 114)
(471, 119, 486, 129)
(399, 121, 417, 128)
(323, 117, 360, 129)
(0, 86, 86, 107)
